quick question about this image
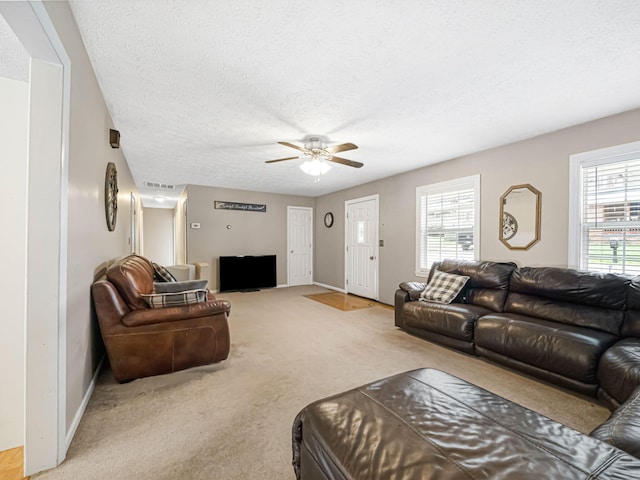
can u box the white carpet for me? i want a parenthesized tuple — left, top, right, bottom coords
(34, 285, 609, 479)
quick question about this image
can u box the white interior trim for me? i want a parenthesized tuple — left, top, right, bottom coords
(344, 193, 380, 300)
(415, 174, 480, 276)
(0, 1, 70, 474)
(568, 140, 640, 270)
(30, 1, 71, 465)
(313, 282, 347, 293)
(65, 357, 104, 451)
(286, 206, 314, 287)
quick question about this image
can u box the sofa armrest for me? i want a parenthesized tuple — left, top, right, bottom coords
(598, 338, 640, 408)
(591, 386, 640, 458)
(399, 281, 426, 300)
(395, 283, 424, 328)
(122, 299, 231, 327)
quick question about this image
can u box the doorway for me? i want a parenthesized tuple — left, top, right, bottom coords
(1, 2, 70, 474)
(344, 194, 379, 300)
(287, 206, 313, 286)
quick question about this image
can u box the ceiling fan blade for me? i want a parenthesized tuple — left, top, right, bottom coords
(277, 141, 309, 154)
(328, 156, 364, 168)
(325, 143, 358, 154)
(265, 156, 299, 163)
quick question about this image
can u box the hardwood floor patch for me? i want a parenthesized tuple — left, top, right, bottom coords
(304, 292, 376, 311)
(0, 446, 29, 480)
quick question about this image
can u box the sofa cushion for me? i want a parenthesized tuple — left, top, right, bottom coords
(106, 254, 155, 310)
(402, 301, 490, 342)
(154, 279, 208, 293)
(141, 289, 208, 308)
(597, 338, 640, 406)
(476, 313, 618, 385)
(435, 259, 516, 311)
(505, 267, 628, 335)
(591, 386, 640, 459)
(419, 270, 469, 304)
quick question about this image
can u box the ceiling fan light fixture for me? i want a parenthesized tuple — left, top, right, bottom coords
(299, 155, 331, 176)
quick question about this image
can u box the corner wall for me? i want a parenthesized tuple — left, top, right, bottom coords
(186, 185, 314, 290)
(142, 207, 175, 266)
(42, 0, 139, 451)
(0, 77, 28, 451)
(174, 191, 188, 265)
(315, 108, 640, 305)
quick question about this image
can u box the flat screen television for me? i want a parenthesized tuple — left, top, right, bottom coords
(219, 255, 277, 292)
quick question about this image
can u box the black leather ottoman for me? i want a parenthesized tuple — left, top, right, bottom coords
(292, 369, 640, 479)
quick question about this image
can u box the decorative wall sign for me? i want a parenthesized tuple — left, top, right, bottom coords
(215, 201, 266, 212)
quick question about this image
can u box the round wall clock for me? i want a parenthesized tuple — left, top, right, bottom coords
(324, 212, 334, 228)
(105, 162, 118, 231)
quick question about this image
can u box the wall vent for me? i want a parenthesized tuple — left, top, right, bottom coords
(144, 181, 175, 190)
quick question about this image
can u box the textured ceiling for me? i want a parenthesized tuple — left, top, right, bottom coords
(68, 0, 640, 206)
(0, 13, 29, 83)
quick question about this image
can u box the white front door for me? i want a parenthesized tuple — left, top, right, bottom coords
(288, 206, 313, 286)
(345, 195, 379, 300)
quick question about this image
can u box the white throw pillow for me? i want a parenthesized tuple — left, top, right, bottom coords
(419, 269, 469, 304)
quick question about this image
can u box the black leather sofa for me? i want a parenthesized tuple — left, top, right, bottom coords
(292, 369, 640, 479)
(395, 259, 640, 458)
(289, 260, 640, 479)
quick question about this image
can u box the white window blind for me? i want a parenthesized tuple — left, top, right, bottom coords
(579, 157, 640, 275)
(416, 175, 480, 276)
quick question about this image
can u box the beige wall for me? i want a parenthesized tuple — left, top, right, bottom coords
(143, 207, 175, 265)
(186, 185, 315, 290)
(43, 1, 139, 441)
(0, 77, 28, 451)
(315, 108, 640, 305)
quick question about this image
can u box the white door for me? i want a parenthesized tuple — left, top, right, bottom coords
(345, 195, 379, 300)
(288, 206, 313, 286)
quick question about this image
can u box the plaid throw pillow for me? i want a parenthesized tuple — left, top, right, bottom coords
(419, 269, 469, 304)
(152, 262, 177, 282)
(141, 289, 208, 309)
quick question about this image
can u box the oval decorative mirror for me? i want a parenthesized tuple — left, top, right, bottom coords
(499, 184, 541, 250)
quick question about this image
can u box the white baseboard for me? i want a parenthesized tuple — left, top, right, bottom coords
(65, 355, 105, 451)
(313, 282, 346, 293)
(276, 284, 288, 288)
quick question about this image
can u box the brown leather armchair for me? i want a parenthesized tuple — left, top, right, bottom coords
(92, 254, 231, 382)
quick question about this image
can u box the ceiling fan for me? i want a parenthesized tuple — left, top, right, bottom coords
(265, 136, 363, 170)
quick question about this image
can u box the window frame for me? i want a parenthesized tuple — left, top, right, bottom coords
(415, 174, 480, 277)
(568, 140, 640, 272)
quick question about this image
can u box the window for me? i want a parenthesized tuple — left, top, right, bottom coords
(416, 175, 480, 276)
(569, 141, 640, 275)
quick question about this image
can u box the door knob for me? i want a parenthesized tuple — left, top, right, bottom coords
(370, 256, 375, 260)
(291, 250, 294, 253)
